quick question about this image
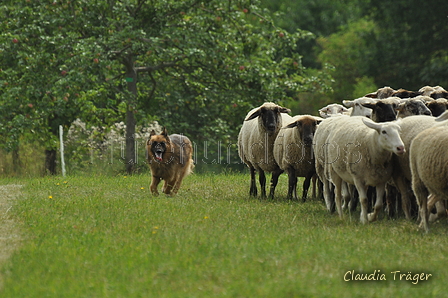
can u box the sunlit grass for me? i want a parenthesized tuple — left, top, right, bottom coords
(0, 173, 447, 297)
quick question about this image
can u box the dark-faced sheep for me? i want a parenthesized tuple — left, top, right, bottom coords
(238, 102, 291, 199)
(274, 115, 321, 201)
(361, 97, 400, 122)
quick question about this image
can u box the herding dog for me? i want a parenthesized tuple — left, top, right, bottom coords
(146, 127, 194, 195)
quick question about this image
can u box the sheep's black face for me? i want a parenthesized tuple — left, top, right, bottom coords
(427, 102, 447, 117)
(375, 102, 397, 122)
(298, 121, 317, 146)
(261, 108, 279, 133)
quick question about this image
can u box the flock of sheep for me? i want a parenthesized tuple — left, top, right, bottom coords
(237, 85, 448, 232)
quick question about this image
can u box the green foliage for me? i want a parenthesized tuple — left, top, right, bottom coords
(1, 175, 447, 297)
(0, 0, 332, 173)
(366, 0, 448, 89)
(317, 18, 377, 100)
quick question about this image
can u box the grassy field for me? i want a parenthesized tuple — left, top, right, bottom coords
(0, 173, 447, 297)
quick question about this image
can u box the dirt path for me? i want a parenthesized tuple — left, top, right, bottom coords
(0, 185, 23, 290)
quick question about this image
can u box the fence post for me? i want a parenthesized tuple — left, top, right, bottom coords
(59, 125, 66, 177)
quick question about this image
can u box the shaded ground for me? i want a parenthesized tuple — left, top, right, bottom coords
(0, 185, 23, 290)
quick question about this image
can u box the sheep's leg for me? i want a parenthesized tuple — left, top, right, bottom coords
(249, 166, 257, 197)
(348, 184, 358, 212)
(311, 175, 317, 199)
(341, 182, 350, 210)
(368, 184, 385, 222)
(354, 180, 368, 224)
(412, 178, 430, 232)
(317, 178, 324, 202)
(322, 178, 334, 213)
(332, 175, 344, 219)
(385, 184, 397, 219)
(268, 169, 283, 200)
(150, 176, 161, 195)
(286, 168, 297, 200)
(301, 173, 313, 202)
(394, 175, 412, 220)
(259, 170, 267, 199)
(428, 195, 447, 222)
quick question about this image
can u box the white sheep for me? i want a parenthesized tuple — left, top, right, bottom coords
(314, 116, 405, 223)
(238, 102, 292, 199)
(410, 125, 448, 232)
(386, 112, 448, 219)
(274, 115, 321, 201)
(342, 97, 376, 118)
(313, 116, 340, 212)
(318, 103, 350, 118)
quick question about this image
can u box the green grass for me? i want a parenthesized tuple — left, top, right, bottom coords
(1, 173, 447, 297)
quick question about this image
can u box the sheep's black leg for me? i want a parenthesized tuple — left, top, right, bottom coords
(259, 170, 267, 199)
(301, 173, 313, 202)
(249, 166, 257, 197)
(287, 168, 297, 201)
(268, 169, 283, 200)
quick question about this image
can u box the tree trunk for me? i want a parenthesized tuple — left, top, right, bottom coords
(12, 147, 21, 175)
(124, 54, 137, 174)
(45, 149, 57, 175)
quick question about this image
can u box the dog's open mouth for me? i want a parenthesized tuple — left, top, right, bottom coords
(155, 150, 163, 161)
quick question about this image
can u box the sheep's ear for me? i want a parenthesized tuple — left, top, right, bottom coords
(279, 107, 291, 114)
(316, 119, 323, 125)
(364, 93, 377, 98)
(245, 109, 261, 121)
(361, 102, 376, 109)
(284, 121, 298, 129)
(362, 118, 381, 133)
(342, 100, 354, 108)
(150, 130, 157, 137)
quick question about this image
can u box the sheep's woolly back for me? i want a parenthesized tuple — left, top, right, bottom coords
(411, 126, 448, 199)
(392, 115, 436, 181)
(320, 116, 402, 187)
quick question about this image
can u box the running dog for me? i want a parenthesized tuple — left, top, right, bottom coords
(146, 127, 194, 195)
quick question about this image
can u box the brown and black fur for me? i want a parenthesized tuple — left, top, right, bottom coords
(146, 127, 194, 195)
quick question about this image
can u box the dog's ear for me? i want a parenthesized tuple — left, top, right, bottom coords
(150, 130, 156, 137)
(161, 127, 168, 136)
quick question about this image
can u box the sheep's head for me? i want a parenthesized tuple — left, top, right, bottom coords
(391, 89, 423, 98)
(245, 103, 290, 134)
(318, 104, 349, 118)
(365, 86, 396, 99)
(284, 116, 321, 146)
(426, 99, 448, 117)
(362, 118, 405, 156)
(361, 101, 397, 122)
(397, 99, 432, 118)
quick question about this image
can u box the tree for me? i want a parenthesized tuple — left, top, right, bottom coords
(317, 18, 377, 100)
(1, 0, 331, 175)
(366, 0, 448, 89)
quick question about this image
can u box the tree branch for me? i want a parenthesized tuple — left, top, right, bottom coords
(135, 61, 179, 72)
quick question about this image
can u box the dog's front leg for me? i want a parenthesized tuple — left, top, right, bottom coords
(150, 176, 161, 195)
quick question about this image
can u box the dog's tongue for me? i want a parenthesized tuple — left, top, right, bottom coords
(155, 152, 163, 161)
